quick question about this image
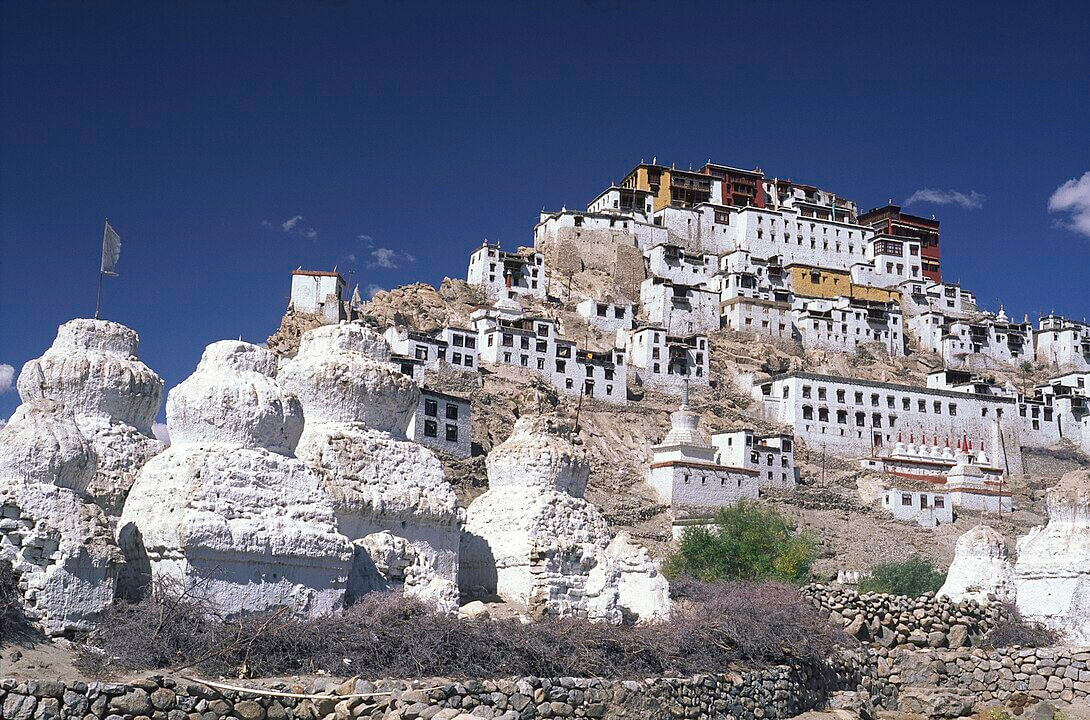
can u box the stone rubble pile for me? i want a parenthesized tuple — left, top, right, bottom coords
(0, 319, 164, 634)
(459, 415, 668, 623)
(800, 583, 1002, 649)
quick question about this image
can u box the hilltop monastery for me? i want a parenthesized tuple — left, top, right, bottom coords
(1, 158, 1089, 641)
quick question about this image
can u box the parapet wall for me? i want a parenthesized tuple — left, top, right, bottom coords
(0, 652, 880, 720)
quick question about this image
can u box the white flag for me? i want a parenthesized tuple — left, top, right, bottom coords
(101, 221, 121, 276)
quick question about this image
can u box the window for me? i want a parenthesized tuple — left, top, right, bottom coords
(555, 360, 566, 373)
(424, 399, 438, 416)
(464, 356, 473, 367)
(446, 403, 459, 420)
(855, 391, 864, 404)
(818, 387, 827, 400)
(451, 352, 462, 365)
(934, 401, 942, 414)
(934, 496, 945, 508)
(901, 493, 913, 506)
(465, 337, 476, 349)
(949, 404, 957, 416)
(565, 378, 574, 389)
(856, 412, 866, 427)
(502, 334, 513, 347)
(837, 389, 846, 402)
(415, 346, 428, 360)
(445, 424, 458, 442)
(802, 385, 812, 399)
(837, 410, 847, 424)
(424, 419, 437, 438)
(802, 405, 814, 420)
(918, 399, 927, 412)
(818, 408, 829, 422)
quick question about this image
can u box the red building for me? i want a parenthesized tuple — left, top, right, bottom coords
(699, 163, 766, 208)
(859, 205, 942, 283)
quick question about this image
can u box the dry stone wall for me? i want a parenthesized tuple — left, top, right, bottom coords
(801, 583, 1004, 649)
(0, 651, 880, 720)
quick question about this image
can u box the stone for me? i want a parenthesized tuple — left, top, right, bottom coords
(234, 701, 265, 720)
(948, 624, 970, 648)
(4, 694, 38, 720)
(111, 690, 153, 716)
(35, 698, 61, 720)
(458, 600, 490, 620)
(150, 689, 176, 711)
(890, 687, 975, 718)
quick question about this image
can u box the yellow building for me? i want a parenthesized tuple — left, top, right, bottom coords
(620, 163, 713, 212)
(786, 264, 901, 304)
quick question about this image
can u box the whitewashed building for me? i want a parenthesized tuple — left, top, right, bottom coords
(289, 269, 345, 321)
(384, 326, 478, 373)
(623, 326, 709, 396)
(715, 251, 794, 338)
(474, 305, 627, 404)
(881, 486, 953, 527)
(710, 430, 797, 489)
(407, 389, 472, 459)
(790, 297, 905, 356)
(639, 278, 720, 335)
(910, 307, 1035, 369)
(467, 242, 546, 299)
(646, 386, 760, 519)
(1036, 315, 1090, 370)
(644, 243, 718, 287)
(752, 371, 1026, 476)
(576, 298, 634, 333)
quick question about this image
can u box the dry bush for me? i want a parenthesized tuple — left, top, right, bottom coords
(0, 557, 23, 641)
(982, 603, 1059, 648)
(78, 579, 848, 679)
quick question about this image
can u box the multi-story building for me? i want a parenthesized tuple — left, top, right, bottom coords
(913, 309, 1034, 369)
(700, 163, 766, 208)
(752, 371, 1026, 476)
(407, 388, 472, 458)
(710, 430, 797, 489)
(289, 269, 345, 321)
(859, 204, 942, 283)
(881, 486, 954, 527)
(790, 296, 905, 356)
(639, 278, 720, 335)
(715, 251, 794, 338)
(1036, 315, 1090, 370)
(621, 163, 714, 211)
(467, 242, 546, 299)
(586, 186, 655, 218)
(473, 304, 627, 404)
(623, 326, 709, 396)
(575, 298, 634, 333)
(644, 243, 718, 287)
(384, 326, 478, 373)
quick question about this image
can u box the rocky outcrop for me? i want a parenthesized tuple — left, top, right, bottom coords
(1015, 470, 1090, 643)
(461, 415, 669, 623)
(281, 323, 461, 613)
(118, 341, 353, 618)
(938, 524, 1016, 605)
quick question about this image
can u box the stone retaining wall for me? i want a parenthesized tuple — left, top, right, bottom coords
(0, 653, 880, 720)
(886, 645, 1090, 707)
(801, 583, 1004, 649)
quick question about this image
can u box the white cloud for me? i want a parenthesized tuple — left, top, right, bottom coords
(282, 215, 303, 231)
(357, 234, 373, 244)
(904, 188, 986, 210)
(152, 422, 170, 446)
(260, 219, 273, 228)
(368, 247, 415, 269)
(0, 363, 14, 393)
(1048, 171, 1090, 239)
(347, 252, 358, 264)
(366, 284, 386, 298)
(263, 214, 318, 239)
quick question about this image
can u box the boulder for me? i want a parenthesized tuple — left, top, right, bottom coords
(0, 400, 95, 492)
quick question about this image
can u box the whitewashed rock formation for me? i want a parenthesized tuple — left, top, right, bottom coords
(0, 480, 121, 635)
(118, 341, 353, 618)
(1015, 470, 1090, 642)
(279, 323, 461, 613)
(0, 400, 95, 492)
(12, 319, 165, 518)
(937, 524, 1015, 605)
(460, 415, 669, 623)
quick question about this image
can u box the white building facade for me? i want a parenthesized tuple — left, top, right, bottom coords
(467, 243, 546, 299)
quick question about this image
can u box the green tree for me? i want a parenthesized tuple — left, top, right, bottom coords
(859, 556, 946, 596)
(665, 501, 815, 584)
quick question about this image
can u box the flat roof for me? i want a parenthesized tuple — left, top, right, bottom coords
(292, 269, 343, 279)
(761, 371, 1016, 404)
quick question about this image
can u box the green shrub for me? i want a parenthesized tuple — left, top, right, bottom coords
(664, 501, 815, 584)
(859, 556, 945, 596)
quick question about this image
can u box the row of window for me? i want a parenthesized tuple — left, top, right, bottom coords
(422, 420, 460, 443)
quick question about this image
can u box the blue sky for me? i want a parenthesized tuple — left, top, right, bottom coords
(2, 0, 1089, 422)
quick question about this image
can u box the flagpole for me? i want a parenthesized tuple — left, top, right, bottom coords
(95, 217, 107, 319)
